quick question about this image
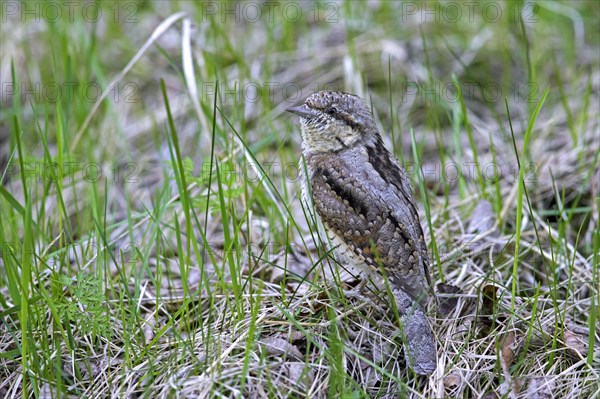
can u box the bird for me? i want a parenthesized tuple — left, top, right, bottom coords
(287, 90, 437, 375)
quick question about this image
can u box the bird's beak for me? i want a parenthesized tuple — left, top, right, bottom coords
(286, 104, 318, 118)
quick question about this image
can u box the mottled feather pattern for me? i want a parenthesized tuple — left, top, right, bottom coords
(306, 147, 431, 306)
(289, 90, 437, 375)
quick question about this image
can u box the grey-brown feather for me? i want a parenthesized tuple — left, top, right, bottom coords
(292, 90, 437, 375)
(306, 145, 431, 307)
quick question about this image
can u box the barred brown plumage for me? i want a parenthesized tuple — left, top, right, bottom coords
(288, 90, 437, 375)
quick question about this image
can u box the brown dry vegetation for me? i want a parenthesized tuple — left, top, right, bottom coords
(1, 1, 599, 398)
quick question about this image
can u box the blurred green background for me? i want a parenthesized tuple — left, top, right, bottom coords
(1, 1, 599, 398)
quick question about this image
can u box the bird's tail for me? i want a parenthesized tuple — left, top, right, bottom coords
(393, 289, 437, 375)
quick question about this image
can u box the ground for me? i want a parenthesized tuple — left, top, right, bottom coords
(0, 1, 599, 398)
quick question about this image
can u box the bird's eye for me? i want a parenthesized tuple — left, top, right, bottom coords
(326, 107, 337, 115)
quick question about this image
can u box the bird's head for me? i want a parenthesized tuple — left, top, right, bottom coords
(287, 91, 379, 153)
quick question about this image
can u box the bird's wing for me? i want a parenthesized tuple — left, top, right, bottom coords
(364, 139, 432, 289)
(309, 150, 431, 306)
